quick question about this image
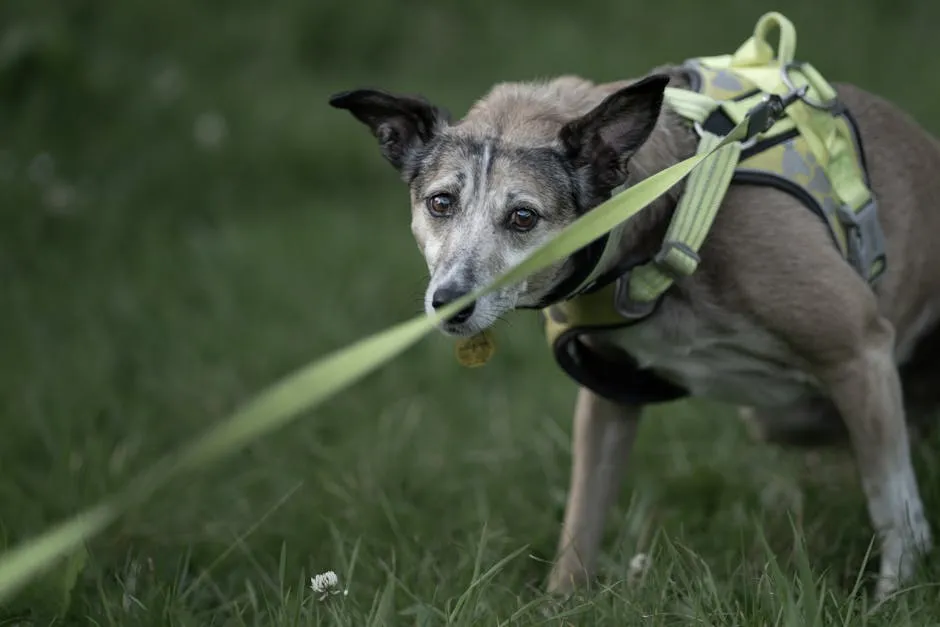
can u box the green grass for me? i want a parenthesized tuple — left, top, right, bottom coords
(3, 0, 940, 623)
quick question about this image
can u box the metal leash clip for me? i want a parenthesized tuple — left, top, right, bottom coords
(743, 84, 809, 140)
(781, 62, 841, 112)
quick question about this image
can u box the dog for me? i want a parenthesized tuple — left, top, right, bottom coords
(328, 56, 940, 601)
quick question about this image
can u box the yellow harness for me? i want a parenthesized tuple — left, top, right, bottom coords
(541, 12, 886, 405)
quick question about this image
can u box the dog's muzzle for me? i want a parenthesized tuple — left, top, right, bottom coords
(431, 285, 475, 324)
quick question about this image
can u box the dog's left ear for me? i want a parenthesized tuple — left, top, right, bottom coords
(559, 73, 670, 197)
(329, 88, 450, 176)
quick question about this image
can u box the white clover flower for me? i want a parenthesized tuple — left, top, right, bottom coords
(628, 552, 651, 583)
(310, 570, 342, 601)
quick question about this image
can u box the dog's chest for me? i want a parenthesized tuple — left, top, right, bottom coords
(598, 307, 819, 407)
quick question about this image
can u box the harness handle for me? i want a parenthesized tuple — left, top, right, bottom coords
(730, 11, 797, 67)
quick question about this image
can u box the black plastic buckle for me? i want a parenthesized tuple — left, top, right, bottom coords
(836, 197, 887, 282)
(743, 85, 808, 141)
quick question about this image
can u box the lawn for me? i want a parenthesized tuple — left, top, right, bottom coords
(3, 0, 940, 624)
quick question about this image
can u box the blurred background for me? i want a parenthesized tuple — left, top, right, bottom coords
(2, 0, 940, 622)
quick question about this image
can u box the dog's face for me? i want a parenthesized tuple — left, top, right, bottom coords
(329, 75, 668, 336)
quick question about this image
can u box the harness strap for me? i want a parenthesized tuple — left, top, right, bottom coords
(620, 12, 885, 305)
(562, 90, 727, 297)
(563, 85, 780, 300)
(628, 119, 742, 303)
(661, 89, 723, 124)
(696, 13, 886, 282)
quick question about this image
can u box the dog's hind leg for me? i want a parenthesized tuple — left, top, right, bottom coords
(723, 187, 934, 601)
(741, 318, 940, 448)
(547, 386, 642, 594)
(815, 314, 932, 601)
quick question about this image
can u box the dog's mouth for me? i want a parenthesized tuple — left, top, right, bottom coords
(436, 306, 493, 337)
(427, 292, 508, 338)
(437, 320, 483, 337)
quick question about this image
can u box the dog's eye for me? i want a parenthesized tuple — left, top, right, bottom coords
(426, 193, 455, 217)
(508, 207, 539, 232)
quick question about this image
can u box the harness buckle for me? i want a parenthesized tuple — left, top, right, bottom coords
(740, 87, 807, 142)
(700, 86, 807, 148)
(693, 119, 760, 150)
(836, 197, 887, 282)
(613, 271, 660, 321)
(652, 240, 700, 281)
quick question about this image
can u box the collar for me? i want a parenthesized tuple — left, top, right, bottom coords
(518, 224, 651, 311)
(517, 232, 610, 311)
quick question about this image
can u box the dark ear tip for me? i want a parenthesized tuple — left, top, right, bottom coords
(328, 88, 390, 109)
(328, 90, 361, 109)
(633, 73, 672, 93)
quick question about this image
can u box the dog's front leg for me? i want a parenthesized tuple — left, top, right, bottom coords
(820, 316, 932, 600)
(547, 386, 642, 594)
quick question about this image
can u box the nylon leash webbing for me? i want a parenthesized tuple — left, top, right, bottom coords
(628, 132, 742, 303)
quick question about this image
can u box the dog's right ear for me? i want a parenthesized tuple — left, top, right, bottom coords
(559, 74, 669, 200)
(329, 89, 449, 174)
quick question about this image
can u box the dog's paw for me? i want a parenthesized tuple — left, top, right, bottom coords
(545, 568, 582, 598)
(546, 559, 603, 600)
(873, 516, 933, 605)
(873, 574, 901, 605)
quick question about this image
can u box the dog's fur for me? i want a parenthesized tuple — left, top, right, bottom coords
(329, 63, 940, 600)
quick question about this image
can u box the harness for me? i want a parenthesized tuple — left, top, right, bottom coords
(540, 12, 887, 406)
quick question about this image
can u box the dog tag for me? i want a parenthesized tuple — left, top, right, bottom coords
(455, 331, 496, 368)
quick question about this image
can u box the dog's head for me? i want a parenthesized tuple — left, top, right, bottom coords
(329, 74, 669, 336)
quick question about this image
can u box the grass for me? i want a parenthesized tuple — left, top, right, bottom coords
(3, 0, 940, 623)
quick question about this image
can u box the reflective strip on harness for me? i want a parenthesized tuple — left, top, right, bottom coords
(628, 132, 742, 303)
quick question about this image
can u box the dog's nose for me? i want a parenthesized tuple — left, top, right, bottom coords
(431, 286, 475, 323)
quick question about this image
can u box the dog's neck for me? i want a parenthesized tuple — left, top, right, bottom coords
(570, 70, 700, 288)
(599, 106, 700, 279)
